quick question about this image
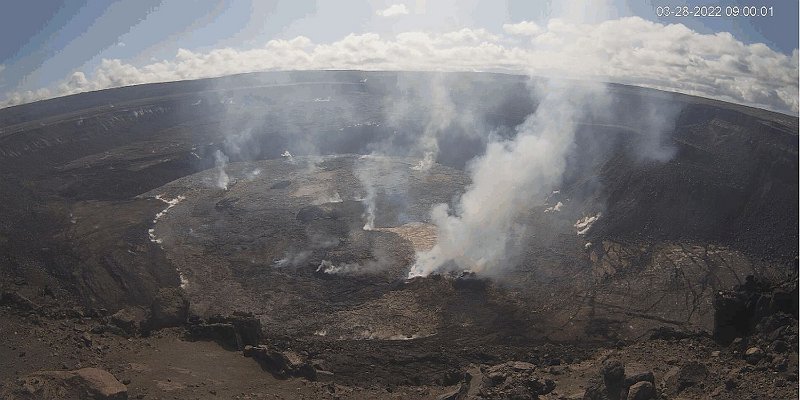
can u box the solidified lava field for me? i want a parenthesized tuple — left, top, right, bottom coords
(0, 71, 797, 399)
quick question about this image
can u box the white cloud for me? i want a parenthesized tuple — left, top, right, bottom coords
(376, 4, 409, 17)
(3, 17, 797, 114)
(503, 21, 543, 36)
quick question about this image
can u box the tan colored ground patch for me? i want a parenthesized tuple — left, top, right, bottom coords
(375, 222, 437, 252)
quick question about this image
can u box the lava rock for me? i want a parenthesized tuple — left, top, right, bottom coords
(626, 381, 655, 400)
(663, 361, 708, 395)
(147, 288, 188, 330)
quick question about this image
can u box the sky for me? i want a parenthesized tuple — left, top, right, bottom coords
(0, 0, 797, 113)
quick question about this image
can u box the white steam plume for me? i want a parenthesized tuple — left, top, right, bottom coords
(356, 156, 379, 230)
(382, 73, 476, 171)
(409, 79, 607, 277)
(413, 74, 455, 171)
(214, 149, 230, 190)
(355, 155, 410, 231)
(362, 182, 377, 231)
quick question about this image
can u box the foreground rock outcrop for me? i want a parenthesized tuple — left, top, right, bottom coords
(1, 368, 127, 400)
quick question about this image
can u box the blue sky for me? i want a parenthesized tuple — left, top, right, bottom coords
(0, 0, 797, 112)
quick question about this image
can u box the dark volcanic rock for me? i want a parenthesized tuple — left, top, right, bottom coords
(147, 288, 188, 330)
(2, 368, 127, 400)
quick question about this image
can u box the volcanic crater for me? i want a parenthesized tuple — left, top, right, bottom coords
(0, 71, 796, 399)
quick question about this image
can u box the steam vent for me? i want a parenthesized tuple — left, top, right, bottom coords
(0, 71, 797, 399)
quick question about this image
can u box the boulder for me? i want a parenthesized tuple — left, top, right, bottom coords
(744, 347, 765, 364)
(601, 359, 625, 389)
(626, 381, 655, 400)
(109, 306, 148, 336)
(147, 288, 188, 330)
(1, 368, 127, 400)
